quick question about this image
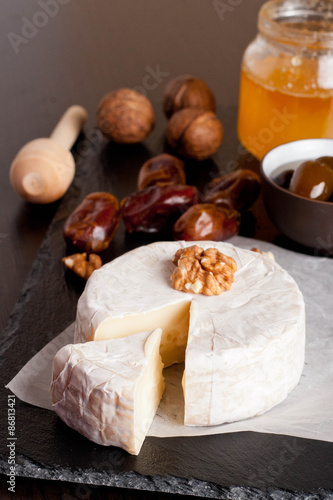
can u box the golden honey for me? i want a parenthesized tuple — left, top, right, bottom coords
(237, 1, 333, 160)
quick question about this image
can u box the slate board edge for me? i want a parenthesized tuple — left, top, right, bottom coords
(1, 460, 333, 500)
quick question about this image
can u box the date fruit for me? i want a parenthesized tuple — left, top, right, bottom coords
(273, 169, 294, 190)
(173, 203, 240, 241)
(137, 154, 185, 190)
(317, 156, 333, 170)
(289, 160, 333, 201)
(121, 184, 199, 234)
(204, 169, 261, 211)
(64, 192, 120, 252)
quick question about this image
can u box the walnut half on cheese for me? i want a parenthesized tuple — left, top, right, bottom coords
(171, 245, 237, 295)
(50, 329, 164, 455)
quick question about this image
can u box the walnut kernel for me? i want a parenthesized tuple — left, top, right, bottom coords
(251, 247, 275, 262)
(171, 245, 237, 296)
(62, 253, 102, 280)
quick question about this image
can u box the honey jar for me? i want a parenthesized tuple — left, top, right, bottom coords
(237, 0, 333, 160)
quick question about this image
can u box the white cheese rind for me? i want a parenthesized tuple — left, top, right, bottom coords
(75, 241, 305, 426)
(184, 298, 305, 425)
(50, 329, 164, 454)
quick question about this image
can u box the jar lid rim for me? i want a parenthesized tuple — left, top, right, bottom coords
(259, 0, 333, 48)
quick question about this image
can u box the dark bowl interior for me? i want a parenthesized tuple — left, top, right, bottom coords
(260, 139, 333, 251)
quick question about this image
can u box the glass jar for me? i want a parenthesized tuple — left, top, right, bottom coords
(237, 0, 333, 160)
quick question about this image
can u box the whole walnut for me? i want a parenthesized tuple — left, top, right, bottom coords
(163, 75, 216, 118)
(166, 108, 223, 160)
(96, 88, 155, 143)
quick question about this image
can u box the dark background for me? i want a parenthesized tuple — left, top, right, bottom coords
(0, 0, 264, 334)
(1, 2, 333, 500)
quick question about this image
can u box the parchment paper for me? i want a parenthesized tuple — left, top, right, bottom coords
(6, 236, 333, 442)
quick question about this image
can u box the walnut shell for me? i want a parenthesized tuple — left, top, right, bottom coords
(96, 88, 155, 143)
(166, 108, 223, 160)
(163, 75, 216, 118)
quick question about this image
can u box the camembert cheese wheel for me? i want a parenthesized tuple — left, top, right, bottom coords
(51, 329, 164, 455)
(75, 241, 305, 427)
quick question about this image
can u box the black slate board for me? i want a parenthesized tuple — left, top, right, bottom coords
(1, 106, 333, 499)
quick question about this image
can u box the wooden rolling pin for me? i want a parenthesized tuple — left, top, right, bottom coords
(10, 105, 88, 204)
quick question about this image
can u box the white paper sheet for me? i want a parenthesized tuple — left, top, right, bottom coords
(6, 236, 333, 442)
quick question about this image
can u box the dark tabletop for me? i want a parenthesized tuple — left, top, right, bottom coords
(1, 1, 333, 499)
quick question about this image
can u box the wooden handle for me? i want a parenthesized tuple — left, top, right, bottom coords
(50, 105, 88, 150)
(10, 105, 88, 203)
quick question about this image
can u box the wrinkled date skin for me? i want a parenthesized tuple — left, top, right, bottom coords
(204, 169, 261, 211)
(173, 203, 240, 241)
(121, 184, 199, 234)
(137, 153, 186, 190)
(64, 192, 121, 252)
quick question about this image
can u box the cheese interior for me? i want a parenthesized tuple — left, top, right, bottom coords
(133, 329, 165, 452)
(95, 300, 191, 368)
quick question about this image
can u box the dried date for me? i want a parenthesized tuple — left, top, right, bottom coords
(273, 169, 293, 189)
(289, 160, 333, 201)
(173, 203, 240, 241)
(64, 192, 120, 252)
(204, 169, 260, 211)
(121, 184, 199, 233)
(137, 154, 186, 190)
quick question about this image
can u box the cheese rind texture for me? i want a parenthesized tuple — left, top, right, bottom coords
(75, 241, 305, 426)
(50, 329, 164, 455)
(184, 300, 305, 425)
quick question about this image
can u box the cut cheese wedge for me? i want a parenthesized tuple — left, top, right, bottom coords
(74, 241, 305, 427)
(51, 329, 164, 455)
